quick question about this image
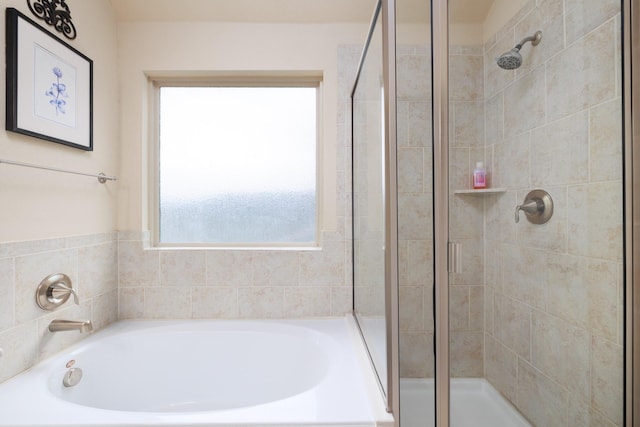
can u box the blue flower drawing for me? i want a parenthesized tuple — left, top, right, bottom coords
(45, 67, 68, 115)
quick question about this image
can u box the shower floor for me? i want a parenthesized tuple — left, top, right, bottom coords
(400, 378, 531, 427)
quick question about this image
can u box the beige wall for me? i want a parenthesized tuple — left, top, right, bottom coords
(0, 0, 120, 243)
(0, 0, 119, 384)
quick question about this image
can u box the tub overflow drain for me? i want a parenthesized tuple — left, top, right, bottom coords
(63, 367, 83, 387)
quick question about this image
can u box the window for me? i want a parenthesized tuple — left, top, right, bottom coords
(152, 77, 320, 246)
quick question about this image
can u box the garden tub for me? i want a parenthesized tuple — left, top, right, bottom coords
(0, 318, 390, 427)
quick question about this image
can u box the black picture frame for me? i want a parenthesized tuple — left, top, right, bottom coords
(5, 7, 93, 151)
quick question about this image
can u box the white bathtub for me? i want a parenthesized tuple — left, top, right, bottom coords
(0, 318, 391, 427)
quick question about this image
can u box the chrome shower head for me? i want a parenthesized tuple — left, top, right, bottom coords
(496, 30, 542, 70)
(496, 48, 522, 70)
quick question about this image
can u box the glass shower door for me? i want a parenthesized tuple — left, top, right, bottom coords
(446, 0, 625, 426)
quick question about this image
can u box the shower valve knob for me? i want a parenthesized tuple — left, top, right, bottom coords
(515, 189, 553, 224)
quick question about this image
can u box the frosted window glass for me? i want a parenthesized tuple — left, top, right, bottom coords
(158, 86, 317, 244)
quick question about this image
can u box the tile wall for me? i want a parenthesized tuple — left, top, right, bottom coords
(396, 45, 436, 377)
(0, 233, 118, 382)
(480, 0, 623, 425)
(117, 230, 350, 320)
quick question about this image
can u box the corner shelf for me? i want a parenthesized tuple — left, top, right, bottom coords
(453, 188, 506, 196)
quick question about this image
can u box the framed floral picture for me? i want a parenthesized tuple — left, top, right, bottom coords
(5, 7, 93, 151)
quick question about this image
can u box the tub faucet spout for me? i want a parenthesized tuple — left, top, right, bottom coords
(48, 319, 93, 333)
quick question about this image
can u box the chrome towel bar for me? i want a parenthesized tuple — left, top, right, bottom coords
(0, 158, 117, 183)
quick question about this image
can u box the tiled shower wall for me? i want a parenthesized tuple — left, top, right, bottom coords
(392, 0, 623, 425)
(481, 0, 623, 426)
(0, 233, 118, 382)
(396, 45, 437, 378)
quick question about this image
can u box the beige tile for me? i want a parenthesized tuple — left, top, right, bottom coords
(206, 250, 252, 286)
(484, 239, 502, 290)
(408, 102, 432, 147)
(397, 101, 409, 147)
(469, 286, 484, 332)
(160, 251, 206, 287)
(400, 286, 424, 331)
(300, 243, 345, 286)
(252, 251, 299, 286)
(0, 238, 66, 259)
(531, 111, 589, 186)
(449, 286, 469, 331)
(492, 132, 530, 189)
(485, 192, 518, 245)
(546, 254, 618, 341)
(504, 67, 546, 137)
(118, 287, 144, 320)
(144, 287, 191, 319)
(398, 193, 432, 240)
(283, 287, 331, 317)
(403, 239, 433, 287)
(449, 147, 471, 191)
(397, 53, 431, 101)
(450, 55, 483, 102)
(501, 245, 547, 309)
(0, 321, 38, 382)
(78, 241, 117, 299)
(118, 241, 159, 287)
(353, 241, 384, 290)
(485, 334, 517, 404)
(238, 287, 284, 318)
(568, 181, 623, 262)
(330, 286, 352, 316)
(453, 101, 484, 147)
(591, 336, 623, 425)
(484, 286, 495, 335)
(191, 287, 238, 318)
(547, 20, 616, 121)
(354, 283, 385, 317)
(15, 249, 78, 324)
(398, 148, 424, 194)
(517, 359, 568, 427)
(449, 195, 484, 240)
(590, 98, 623, 182)
(399, 331, 433, 378)
(568, 396, 618, 427)
(91, 290, 118, 331)
(484, 92, 504, 145)
(450, 331, 483, 377)
(0, 258, 14, 330)
(564, 0, 620, 45)
(531, 311, 590, 398)
(493, 293, 531, 360)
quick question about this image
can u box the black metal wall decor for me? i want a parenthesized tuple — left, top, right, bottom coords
(26, 0, 76, 40)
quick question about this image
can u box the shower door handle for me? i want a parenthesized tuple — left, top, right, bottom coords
(448, 242, 462, 274)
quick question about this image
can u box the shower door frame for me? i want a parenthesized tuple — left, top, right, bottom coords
(431, 1, 450, 427)
(430, 0, 637, 426)
(626, 0, 639, 424)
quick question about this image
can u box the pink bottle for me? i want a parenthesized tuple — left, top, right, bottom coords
(473, 162, 486, 189)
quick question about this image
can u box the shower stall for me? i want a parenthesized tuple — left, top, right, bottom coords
(350, 0, 637, 426)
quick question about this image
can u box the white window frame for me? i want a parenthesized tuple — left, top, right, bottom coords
(147, 72, 323, 248)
